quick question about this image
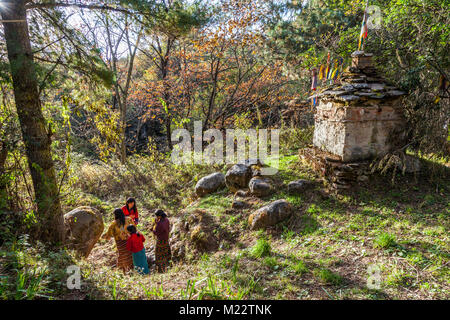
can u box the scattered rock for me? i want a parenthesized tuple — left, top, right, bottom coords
(287, 179, 313, 194)
(248, 200, 292, 230)
(232, 200, 247, 209)
(248, 176, 274, 197)
(235, 190, 249, 198)
(195, 172, 225, 197)
(225, 164, 252, 192)
(64, 206, 104, 258)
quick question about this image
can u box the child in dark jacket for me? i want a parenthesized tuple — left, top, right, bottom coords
(126, 225, 149, 275)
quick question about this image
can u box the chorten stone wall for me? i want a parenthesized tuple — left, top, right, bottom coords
(313, 51, 407, 162)
(300, 51, 410, 189)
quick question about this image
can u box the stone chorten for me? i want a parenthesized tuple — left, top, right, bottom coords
(313, 51, 407, 162)
(301, 51, 409, 189)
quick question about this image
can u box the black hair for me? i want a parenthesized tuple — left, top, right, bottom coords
(154, 209, 167, 219)
(126, 197, 137, 214)
(126, 225, 141, 237)
(114, 208, 125, 227)
(127, 225, 137, 234)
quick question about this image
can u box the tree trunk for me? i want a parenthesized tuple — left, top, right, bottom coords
(0, 141, 7, 210)
(161, 59, 172, 150)
(1, 0, 64, 243)
(120, 97, 127, 164)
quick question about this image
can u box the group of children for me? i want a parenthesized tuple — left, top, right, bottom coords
(103, 197, 171, 275)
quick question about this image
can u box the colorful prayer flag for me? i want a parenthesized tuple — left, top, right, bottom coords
(358, 1, 369, 51)
(319, 65, 325, 80)
(332, 60, 340, 80)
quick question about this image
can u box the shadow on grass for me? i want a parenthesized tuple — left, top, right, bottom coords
(1, 238, 109, 300)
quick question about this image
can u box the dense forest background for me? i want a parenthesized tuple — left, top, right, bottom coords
(0, 0, 448, 300)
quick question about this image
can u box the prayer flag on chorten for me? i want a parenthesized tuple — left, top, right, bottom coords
(358, 1, 369, 51)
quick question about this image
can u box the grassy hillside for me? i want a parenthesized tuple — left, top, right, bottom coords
(0, 131, 449, 300)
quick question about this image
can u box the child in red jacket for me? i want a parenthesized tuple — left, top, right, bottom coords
(122, 197, 139, 225)
(126, 225, 149, 275)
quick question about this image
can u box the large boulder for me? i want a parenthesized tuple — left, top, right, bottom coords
(248, 200, 292, 230)
(287, 179, 313, 194)
(225, 164, 252, 192)
(249, 176, 274, 197)
(64, 206, 104, 257)
(195, 172, 225, 197)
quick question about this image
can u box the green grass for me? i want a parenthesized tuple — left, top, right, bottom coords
(291, 261, 308, 275)
(197, 194, 232, 216)
(263, 256, 279, 270)
(314, 268, 343, 286)
(250, 239, 271, 258)
(2, 134, 449, 300)
(374, 233, 397, 249)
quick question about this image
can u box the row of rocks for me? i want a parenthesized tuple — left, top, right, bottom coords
(195, 161, 262, 197)
(196, 160, 313, 198)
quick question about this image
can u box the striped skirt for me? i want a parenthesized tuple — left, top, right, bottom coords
(115, 239, 133, 272)
(155, 239, 171, 273)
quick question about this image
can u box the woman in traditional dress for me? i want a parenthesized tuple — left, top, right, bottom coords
(152, 209, 171, 273)
(122, 197, 139, 225)
(126, 225, 149, 275)
(102, 208, 135, 272)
